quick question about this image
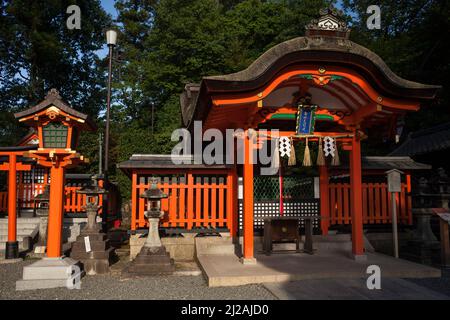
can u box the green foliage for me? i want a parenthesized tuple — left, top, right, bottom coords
(3, 0, 446, 202)
(0, 0, 111, 147)
(342, 0, 450, 140)
(110, 0, 329, 199)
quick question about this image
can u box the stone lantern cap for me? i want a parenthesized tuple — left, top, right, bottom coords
(140, 179, 168, 200)
(76, 176, 107, 196)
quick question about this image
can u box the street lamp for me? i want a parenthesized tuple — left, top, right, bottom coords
(103, 28, 117, 231)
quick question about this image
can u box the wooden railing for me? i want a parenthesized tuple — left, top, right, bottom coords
(328, 182, 412, 225)
(133, 175, 235, 231)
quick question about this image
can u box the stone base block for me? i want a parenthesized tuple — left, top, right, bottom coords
(70, 232, 114, 275)
(123, 245, 175, 276)
(81, 259, 111, 275)
(240, 257, 257, 265)
(16, 257, 83, 291)
(129, 234, 195, 261)
(351, 254, 368, 262)
(71, 248, 114, 260)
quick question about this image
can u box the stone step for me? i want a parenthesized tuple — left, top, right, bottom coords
(71, 249, 113, 260)
(195, 237, 235, 256)
(0, 227, 39, 233)
(0, 224, 39, 230)
(0, 232, 35, 242)
(0, 218, 40, 224)
(71, 240, 109, 252)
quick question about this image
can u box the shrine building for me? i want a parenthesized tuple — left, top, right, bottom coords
(118, 7, 440, 264)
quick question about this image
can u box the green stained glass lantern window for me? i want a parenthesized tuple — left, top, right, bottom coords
(42, 122, 68, 148)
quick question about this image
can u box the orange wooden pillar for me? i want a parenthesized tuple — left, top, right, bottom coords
(319, 165, 330, 235)
(349, 133, 365, 259)
(242, 130, 256, 264)
(226, 166, 239, 239)
(46, 165, 66, 258)
(0, 152, 31, 259)
(7, 154, 17, 245)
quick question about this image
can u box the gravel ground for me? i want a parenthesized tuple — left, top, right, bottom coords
(2, 259, 449, 300)
(0, 259, 276, 300)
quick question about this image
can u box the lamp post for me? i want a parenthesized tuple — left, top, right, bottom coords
(103, 28, 117, 231)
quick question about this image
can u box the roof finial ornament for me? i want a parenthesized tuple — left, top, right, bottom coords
(306, 5, 350, 39)
(45, 88, 62, 100)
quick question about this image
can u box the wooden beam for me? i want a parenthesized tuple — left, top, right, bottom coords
(46, 165, 65, 258)
(319, 165, 330, 235)
(350, 132, 365, 257)
(7, 154, 17, 243)
(242, 130, 255, 263)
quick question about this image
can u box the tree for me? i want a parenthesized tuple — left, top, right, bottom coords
(111, 0, 329, 198)
(342, 0, 450, 140)
(0, 0, 111, 147)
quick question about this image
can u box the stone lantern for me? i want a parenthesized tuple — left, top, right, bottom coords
(123, 178, 175, 276)
(70, 176, 114, 275)
(33, 185, 50, 255)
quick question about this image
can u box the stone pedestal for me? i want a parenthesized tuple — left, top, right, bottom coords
(401, 208, 440, 265)
(70, 231, 114, 275)
(123, 217, 175, 276)
(70, 206, 114, 275)
(16, 257, 83, 290)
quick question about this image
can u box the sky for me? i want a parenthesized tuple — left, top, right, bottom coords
(97, 0, 118, 58)
(101, 0, 118, 19)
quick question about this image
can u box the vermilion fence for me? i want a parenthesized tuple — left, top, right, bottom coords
(0, 185, 104, 214)
(133, 174, 235, 231)
(328, 182, 412, 225)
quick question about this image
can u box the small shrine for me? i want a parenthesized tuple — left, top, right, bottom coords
(15, 89, 96, 290)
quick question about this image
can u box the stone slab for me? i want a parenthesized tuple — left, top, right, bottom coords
(16, 257, 83, 290)
(22, 257, 81, 280)
(129, 235, 195, 261)
(197, 250, 441, 287)
(263, 278, 450, 300)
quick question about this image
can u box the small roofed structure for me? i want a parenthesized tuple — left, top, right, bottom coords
(15, 88, 96, 132)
